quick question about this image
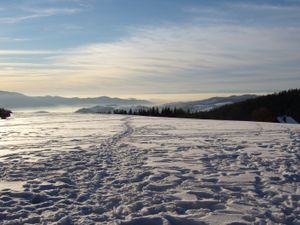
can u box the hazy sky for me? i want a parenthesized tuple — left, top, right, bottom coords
(0, 0, 300, 98)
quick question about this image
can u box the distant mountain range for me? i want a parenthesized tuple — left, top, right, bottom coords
(0, 91, 152, 109)
(110, 89, 299, 124)
(76, 94, 258, 114)
(162, 95, 257, 112)
(2, 89, 298, 124)
(1, 90, 259, 113)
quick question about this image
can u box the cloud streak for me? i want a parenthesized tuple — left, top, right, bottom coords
(0, 6, 81, 24)
(1, 22, 300, 95)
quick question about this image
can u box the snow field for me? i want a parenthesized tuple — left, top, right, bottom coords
(0, 113, 299, 224)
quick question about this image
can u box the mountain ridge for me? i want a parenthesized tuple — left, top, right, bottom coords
(76, 94, 258, 114)
(0, 91, 152, 109)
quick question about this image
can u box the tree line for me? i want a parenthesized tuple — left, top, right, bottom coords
(113, 107, 190, 118)
(114, 89, 300, 123)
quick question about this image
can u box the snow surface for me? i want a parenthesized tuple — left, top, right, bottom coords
(0, 113, 300, 225)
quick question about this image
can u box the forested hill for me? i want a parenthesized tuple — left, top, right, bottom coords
(113, 89, 299, 123)
(197, 89, 300, 122)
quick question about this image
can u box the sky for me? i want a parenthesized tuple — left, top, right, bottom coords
(0, 0, 300, 100)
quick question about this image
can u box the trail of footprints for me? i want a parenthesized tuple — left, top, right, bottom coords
(0, 117, 299, 224)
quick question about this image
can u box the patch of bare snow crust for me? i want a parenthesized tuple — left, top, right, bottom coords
(0, 113, 299, 224)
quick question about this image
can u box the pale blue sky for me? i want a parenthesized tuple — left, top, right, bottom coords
(1, 0, 300, 99)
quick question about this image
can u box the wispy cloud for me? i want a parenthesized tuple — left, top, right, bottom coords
(1, 20, 300, 95)
(27, 7, 81, 15)
(0, 6, 81, 24)
(185, 2, 300, 27)
(0, 37, 34, 42)
(231, 3, 300, 12)
(54, 24, 300, 74)
(0, 14, 43, 24)
(0, 50, 60, 55)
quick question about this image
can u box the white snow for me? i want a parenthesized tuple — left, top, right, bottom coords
(0, 113, 299, 224)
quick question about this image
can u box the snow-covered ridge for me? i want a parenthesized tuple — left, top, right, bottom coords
(0, 113, 299, 224)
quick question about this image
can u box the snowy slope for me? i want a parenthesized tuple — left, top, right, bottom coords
(0, 113, 299, 224)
